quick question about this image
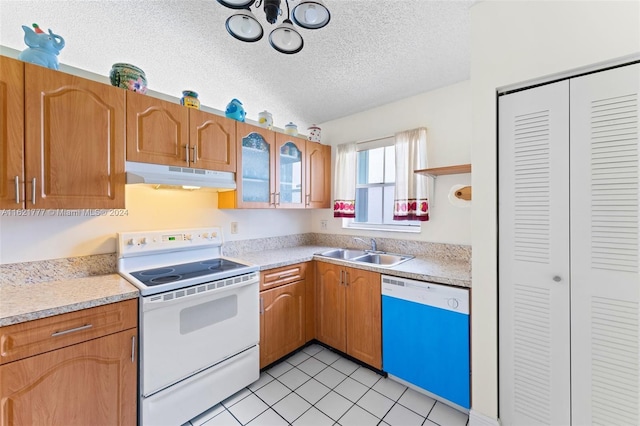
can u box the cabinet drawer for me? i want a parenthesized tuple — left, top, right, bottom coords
(261, 263, 307, 290)
(0, 299, 137, 364)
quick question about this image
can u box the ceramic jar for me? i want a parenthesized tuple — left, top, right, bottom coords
(284, 122, 298, 136)
(109, 63, 147, 94)
(258, 110, 273, 129)
(307, 124, 321, 142)
(225, 98, 246, 122)
(180, 90, 200, 109)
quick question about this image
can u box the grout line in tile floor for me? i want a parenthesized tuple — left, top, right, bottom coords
(187, 343, 469, 426)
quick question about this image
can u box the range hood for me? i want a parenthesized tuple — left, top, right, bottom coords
(125, 161, 236, 191)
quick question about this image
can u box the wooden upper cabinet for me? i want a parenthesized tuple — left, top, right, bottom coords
(275, 133, 306, 209)
(189, 109, 236, 172)
(219, 123, 330, 210)
(0, 56, 25, 209)
(24, 63, 125, 209)
(306, 141, 331, 208)
(220, 122, 275, 209)
(127, 95, 236, 172)
(126, 92, 190, 167)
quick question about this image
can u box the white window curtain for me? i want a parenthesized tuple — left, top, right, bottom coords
(393, 127, 430, 221)
(333, 142, 357, 218)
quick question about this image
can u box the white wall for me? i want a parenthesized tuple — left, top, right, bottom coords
(314, 80, 473, 245)
(470, 0, 640, 422)
(0, 186, 310, 264)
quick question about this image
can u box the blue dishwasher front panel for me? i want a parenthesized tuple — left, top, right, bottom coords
(382, 294, 470, 409)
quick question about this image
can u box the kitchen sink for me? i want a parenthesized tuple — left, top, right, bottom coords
(315, 248, 367, 260)
(351, 253, 414, 267)
(315, 248, 413, 268)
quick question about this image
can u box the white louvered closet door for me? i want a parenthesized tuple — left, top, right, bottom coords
(570, 63, 640, 426)
(498, 80, 571, 426)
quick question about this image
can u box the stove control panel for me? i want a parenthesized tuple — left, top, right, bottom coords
(117, 227, 223, 257)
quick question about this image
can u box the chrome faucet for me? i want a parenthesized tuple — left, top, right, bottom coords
(354, 237, 377, 252)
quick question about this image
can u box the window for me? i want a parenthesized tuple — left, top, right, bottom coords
(344, 139, 420, 232)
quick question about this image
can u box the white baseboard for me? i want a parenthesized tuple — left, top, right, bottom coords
(469, 409, 501, 426)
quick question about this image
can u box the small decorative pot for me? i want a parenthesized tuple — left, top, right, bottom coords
(109, 63, 147, 94)
(258, 110, 273, 129)
(225, 98, 246, 122)
(285, 122, 298, 136)
(307, 124, 321, 142)
(180, 90, 200, 109)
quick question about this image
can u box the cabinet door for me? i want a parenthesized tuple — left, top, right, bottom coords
(305, 262, 316, 342)
(126, 91, 190, 167)
(306, 141, 331, 208)
(189, 110, 236, 172)
(0, 329, 137, 426)
(315, 262, 346, 352)
(0, 56, 24, 209)
(233, 122, 275, 208)
(498, 80, 570, 426)
(260, 280, 306, 368)
(345, 267, 381, 369)
(570, 63, 640, 426)
(275, 133, 305, 208)
(24, 64, 125, 209)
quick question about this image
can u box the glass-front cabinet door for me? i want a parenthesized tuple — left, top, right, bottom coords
(275, 133, 306, 208)
(236, 122, 275, 208)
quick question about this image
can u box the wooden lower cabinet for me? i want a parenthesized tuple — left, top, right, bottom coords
(260, 280, 306, 368)
(259, 262, 315, 368)
(316, 262, 382, 369)
(0, 330, 137, 425)
(0, 300, 137, 426)
(315, 262, 345, 351)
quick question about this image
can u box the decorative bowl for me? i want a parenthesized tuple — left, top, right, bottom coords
(109, 63, 147, 94)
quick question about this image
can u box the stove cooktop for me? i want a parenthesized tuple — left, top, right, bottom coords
(130, 258, 250, 287)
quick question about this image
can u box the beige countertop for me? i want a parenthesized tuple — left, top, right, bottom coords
(236, 245, 472, 288)
(0, 274, 138, 327)
(0, 245, 470, 327)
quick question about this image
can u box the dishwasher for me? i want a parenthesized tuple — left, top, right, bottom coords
(381, 275, 470, 411)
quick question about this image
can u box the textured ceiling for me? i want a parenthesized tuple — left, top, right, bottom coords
(0, 0, 472, 132)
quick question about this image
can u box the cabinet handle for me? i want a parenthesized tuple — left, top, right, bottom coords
(260, 297, 264, 314)
(305, 194, 310, 206)
(51, 323, 92, 337)
(31, 178, 36, 205)
(14, 176, 20, 204)
(184, 144, 190, 166)
(131, 335, 136, 362)
(270, 192, 275, 206)
(191, 145, 198, 164)
(553, 275, 562, 283)
(276, 192, 281, 206)
(340, 270, 344, 286)
(278, 273, 295, 279)
(345, 271, 350, 286)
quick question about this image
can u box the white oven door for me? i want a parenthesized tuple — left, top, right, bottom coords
(140, 275, 259, 397)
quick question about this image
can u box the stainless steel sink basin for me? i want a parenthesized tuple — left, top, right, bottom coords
(316, 248, 367, 260)
(351, 253, 414, 267)
(316, 248, 413, 268)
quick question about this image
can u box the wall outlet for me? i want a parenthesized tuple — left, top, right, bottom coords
(320, 220, 327, 230)
(230, 222, 238, 234)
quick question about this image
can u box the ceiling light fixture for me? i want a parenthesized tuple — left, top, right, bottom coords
(217, 0, 330, 54)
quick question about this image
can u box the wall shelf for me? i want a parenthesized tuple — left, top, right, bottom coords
(415, 164, 471, 177)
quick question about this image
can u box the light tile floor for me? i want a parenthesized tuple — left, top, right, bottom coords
(188, 344, 469, 426)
